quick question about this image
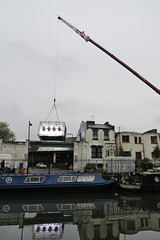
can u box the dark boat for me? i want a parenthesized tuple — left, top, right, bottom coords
(119, 171, 160, 191)
(0, 172, 116, 192)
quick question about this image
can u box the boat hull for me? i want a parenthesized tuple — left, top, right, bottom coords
(119, 183, 141, 191)
(0, 173, 116, 192)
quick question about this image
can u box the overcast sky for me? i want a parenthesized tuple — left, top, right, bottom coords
(0, 0, 160, 140)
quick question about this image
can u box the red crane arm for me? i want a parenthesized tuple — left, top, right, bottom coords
(57, 16, 160, 95)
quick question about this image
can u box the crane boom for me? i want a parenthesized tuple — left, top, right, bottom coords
(57, 16, 160, 95)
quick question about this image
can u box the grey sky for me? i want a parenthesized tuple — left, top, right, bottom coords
(0, 0, 160, 140)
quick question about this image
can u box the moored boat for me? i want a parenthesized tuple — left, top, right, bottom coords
(0, 172, 116, 192)
(119, 171, 160, 191)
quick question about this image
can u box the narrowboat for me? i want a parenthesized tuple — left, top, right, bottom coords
(119, 171, 160, 191)
(0, 172, 116, 191)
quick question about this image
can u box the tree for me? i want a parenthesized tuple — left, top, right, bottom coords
(117, 146, 131, 157)
(137, 158, 153, 171)
(0, 122, 15, 141)
(84, 163, 97, 173)
(153, 145, 160, 159)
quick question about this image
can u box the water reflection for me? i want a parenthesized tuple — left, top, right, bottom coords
(0, 191, 160, 239)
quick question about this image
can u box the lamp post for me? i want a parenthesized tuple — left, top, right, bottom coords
(27, 121, 32, 174)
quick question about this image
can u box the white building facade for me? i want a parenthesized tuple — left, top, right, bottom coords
(116, 129, 160, 164)
(73, 121, 116, 172)
(0, 138, 28, 171)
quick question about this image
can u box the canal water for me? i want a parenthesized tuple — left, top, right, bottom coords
(0, 190, 160, 240)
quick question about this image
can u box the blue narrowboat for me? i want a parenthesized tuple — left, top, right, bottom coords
(0, 173, 116, 191)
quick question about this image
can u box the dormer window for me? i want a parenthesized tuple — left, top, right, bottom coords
(92, 129, 98, 140)
(104, 129, 109, 140)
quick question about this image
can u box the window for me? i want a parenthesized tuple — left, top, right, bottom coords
(135, 137, 137, 144)
(56, 204, 77, 211)
(140, 218, 148, 227)
(77, 176, 95, 182)
(105, 150, 110, 157)
(107, 224, 113, 237)
(136, 152, 142, 160)
(123, 151, 131, 157)
(104, 129, 109, 140)
(77, 203, 95, 210)
(91, 146, 102, 158)
(24, 176, 45, 183)
(22, 204, 43, 211)
(57, 176, 77, 182)
(158, 218, 160, 228)
(135, 137, 142, 144)
(92, 129, 98, 140)
(122, 135, 129, 143)
(127, 220, 136, 230)
(151, 136, 158, 144)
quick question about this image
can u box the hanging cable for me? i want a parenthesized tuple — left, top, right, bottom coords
(54, 18, 60, 100)
(53, 98, 60, 122)
(45, 98, 60, 122)
(45, 19, 60, 122)
(45, 104, 54, 121)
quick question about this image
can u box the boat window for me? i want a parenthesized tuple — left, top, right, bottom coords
(47, 127, 51, 131)
(58, 127, 61, 131)
(56, 204, 77, 210)
(57, 176, 77, 182)
(42, 126, 46, 131)
(53, 127, 56, 131)
(24, 176, 45, 183)
(22, 204, 44, 211)
(77, 176, 95, 182)
(77, 203, 95, 210)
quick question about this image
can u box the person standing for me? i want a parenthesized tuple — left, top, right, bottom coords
(1, 160, 5, 169)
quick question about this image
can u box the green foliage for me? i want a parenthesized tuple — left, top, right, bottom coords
(84, 163, 97, 172)
(137, 158, 153, 171)
(119, 146, 124, 156)
(153, 145, 160, 158)
(118, 146, 131, 157)
(0, 122, 15, 141)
